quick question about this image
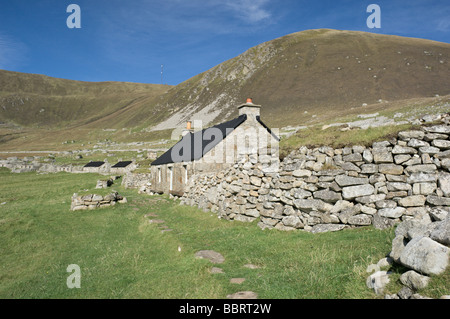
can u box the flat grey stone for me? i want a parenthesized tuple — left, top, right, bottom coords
(227, 291, 258, 299)
(195, 250, 225, 264)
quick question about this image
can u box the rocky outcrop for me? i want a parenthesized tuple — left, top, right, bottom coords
(180, 119, 450, 234)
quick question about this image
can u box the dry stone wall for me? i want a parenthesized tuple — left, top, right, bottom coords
(180, 120, 450, 234)
(70, 191, 127, 211)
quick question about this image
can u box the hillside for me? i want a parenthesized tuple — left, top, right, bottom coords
(149, 29, 450, 130)
(0, 70, 172, 128)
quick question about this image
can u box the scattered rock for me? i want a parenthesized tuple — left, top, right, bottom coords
(230, 278, 246, 284)
(210, 267, 224, 274)
(227, 291, 258, 299)
(399, 236, 449, 276)
(195, 250, 225, 264)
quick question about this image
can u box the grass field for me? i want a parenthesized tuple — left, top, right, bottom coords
(0, 168, 447, 299)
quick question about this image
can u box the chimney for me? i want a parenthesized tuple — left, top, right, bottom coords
(182, 121, 194, 136)
(238, 98, 261, 118)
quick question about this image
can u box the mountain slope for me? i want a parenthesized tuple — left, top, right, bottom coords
(148, 29, 450, 130)
(0, 70, 172, 127)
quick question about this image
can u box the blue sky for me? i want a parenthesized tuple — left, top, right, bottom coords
(0, 0, 449, 85)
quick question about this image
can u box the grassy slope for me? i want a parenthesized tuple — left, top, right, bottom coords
(0, 69, 172, 128)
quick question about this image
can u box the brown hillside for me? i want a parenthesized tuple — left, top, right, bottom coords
(148, 29, 450, 130)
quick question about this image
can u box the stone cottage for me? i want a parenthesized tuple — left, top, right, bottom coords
(150, 99, 280, 196)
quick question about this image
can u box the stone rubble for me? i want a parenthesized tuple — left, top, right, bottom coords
(70, 191, 127, 211)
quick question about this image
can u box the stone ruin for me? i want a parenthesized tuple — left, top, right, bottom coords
(70, 192, 127, 211)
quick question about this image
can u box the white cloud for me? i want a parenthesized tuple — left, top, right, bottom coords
(223, 0, 272, 23)
(0, 33, 27, 69)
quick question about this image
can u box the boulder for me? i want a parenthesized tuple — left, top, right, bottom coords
(390, 235, 408, 262)
(430, 215, 450, 246)
(400, 270, 430, 291)
(399, 237, 449, 275)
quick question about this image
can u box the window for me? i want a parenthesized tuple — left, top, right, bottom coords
(184, 165, 188, 184)
(168, 166, 173, 191)
(158, 167, 161, 183)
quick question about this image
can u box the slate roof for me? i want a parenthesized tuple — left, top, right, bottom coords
(84, 161, 105, 168)
(151, 115, 247, 166)
(151, 114, 279, 166)
(111, 161, 133, 168)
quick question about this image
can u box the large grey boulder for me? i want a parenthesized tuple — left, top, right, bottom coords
(430, 215, 450, 246)
(400, 270, 430, 291)
(399, 236, 449, 275)
(390, 235, 408, 263)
